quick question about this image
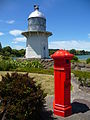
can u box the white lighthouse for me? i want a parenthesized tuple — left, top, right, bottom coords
(22, 5, 52, 58)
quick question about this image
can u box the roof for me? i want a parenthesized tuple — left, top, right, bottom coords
(28, 5, 46, 19)
(51, 49, 74, 59)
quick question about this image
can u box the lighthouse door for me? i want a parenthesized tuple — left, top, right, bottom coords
(43, 46, 46, 58)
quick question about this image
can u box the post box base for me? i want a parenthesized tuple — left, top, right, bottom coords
(53, 101, 72, 117)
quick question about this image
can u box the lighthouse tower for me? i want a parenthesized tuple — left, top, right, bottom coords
(22, 5, 52, 58)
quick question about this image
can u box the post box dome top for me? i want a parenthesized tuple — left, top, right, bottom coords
(28, 5, 46, 19)
(51, 49, 74, 59)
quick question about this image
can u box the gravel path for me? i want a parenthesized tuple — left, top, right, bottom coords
(41, 74, 90, 120)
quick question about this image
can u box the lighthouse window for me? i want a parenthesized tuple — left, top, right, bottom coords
(44, 47, 45, 50)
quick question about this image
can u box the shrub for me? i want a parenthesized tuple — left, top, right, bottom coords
(0, 60, 14, 71)
(0, 55, 11, 60)
(0, 73, 46, 120)
(0, 59, 43, 71)
(86, 58, 90, 64)
(72, 70, 90, 87)
(71, 56, 79, 62)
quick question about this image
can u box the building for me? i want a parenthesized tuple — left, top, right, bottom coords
(22, 5, 52, 58)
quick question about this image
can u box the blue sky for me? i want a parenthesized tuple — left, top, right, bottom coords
(0, 0, 90, 50)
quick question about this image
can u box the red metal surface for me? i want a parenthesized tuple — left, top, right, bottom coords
(51, 49, 74, 117)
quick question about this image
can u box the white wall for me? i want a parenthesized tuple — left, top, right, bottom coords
(26, 34, 49, 58)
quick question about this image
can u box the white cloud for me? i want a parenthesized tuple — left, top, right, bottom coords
(12, 37, 26, 44)
(6, 20, 15, 24)
(49, 40, 90, 51)
(0, 32, 4, 36)
(9, 29, 23, 36)
(14, 45, 25, 50)
(88, 34, 90, 38)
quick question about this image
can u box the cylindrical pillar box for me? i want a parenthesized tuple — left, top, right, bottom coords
(51, 49, 74, 117)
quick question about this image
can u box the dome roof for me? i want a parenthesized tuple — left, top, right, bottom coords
(51, 49, 74, 59)
(28, 5, 46, 19)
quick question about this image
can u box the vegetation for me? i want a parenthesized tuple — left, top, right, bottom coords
(49, 48, 90, 56)
(69, 49, 76, 55)
(71, 55, 79, 62)
(72, 70, 90, 87)
(0, 55, 54, 75)
(0, 42, 25, 57)
(0, 56, 43, 71)
(0, 72, 54, 95)
(69, 49, 90, 55)
(0, 42, 2, 52)
(0, 42, 90, 57)
(0, 73, 46, 120)
(49, 49, 59, 56)
(86, 58, 90, 64)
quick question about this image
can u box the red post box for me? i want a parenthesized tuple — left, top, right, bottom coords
(51, 49, 74, 117)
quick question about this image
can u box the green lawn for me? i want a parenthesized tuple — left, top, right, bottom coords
(0, 71, 54, 95)
(0, 69, 90, 95)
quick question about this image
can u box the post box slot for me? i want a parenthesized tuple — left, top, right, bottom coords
(66, 60, 69, 64)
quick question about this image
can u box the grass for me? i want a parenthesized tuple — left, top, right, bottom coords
(72, 70, 90, 87)
(0, 71, 73, 95)
(32, 73, 54, 95)
(1, 69, 89, 95)
(0, 71, 54, 95)
(72, 70, 90, 79)
(16, 67, 54, 75)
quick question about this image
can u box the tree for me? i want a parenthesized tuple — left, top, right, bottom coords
(18, 49, 25, 57)
(49, 49, 59, 56)
(69, 49, 76, 55)
(2, 46, 12, 55)
(12, 49, 21, 57)
(80, 50, 86, 55)
(0, 42, 2, 52)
